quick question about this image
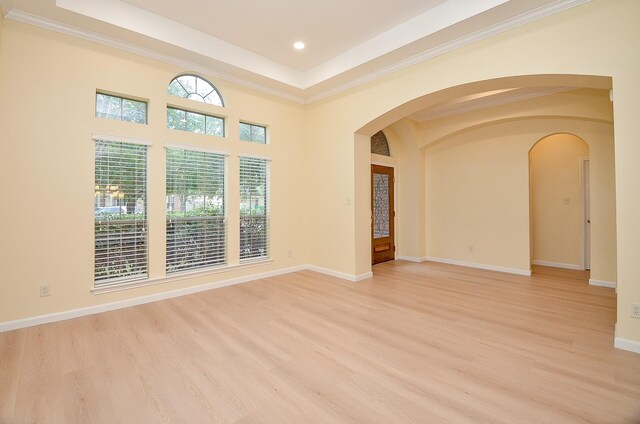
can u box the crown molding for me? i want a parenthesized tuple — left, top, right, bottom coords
(304, 0, 592, 103)
(6, 0, 591, 105)
(5, 10, 307, 104)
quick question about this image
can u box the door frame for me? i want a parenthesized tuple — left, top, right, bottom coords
(371, 163, 396, 264)
(580, 157, 590, 270)
(371, 161, 397, 246)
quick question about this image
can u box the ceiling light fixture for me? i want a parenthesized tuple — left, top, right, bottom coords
(293, 41, 305, 50)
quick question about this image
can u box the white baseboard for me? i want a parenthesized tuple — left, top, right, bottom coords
(426, 257, 532, 276)
(0, 265, 306, 333)
(396, 255, 427, 262)
(532, 260, 583, 270)
(614, 338, 640, 354)
(306, 265, 373, 282)
(589, 279, 616, 289)
(0, 264, 373, 333)
(1, 260, 632, 358)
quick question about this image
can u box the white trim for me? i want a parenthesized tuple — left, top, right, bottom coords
(397, 255, 427, 263)
(306, 265, 372, 282)
(93, 259, 271, 295)
(55, 0, 302, 87)
(370, 158, 397, 167)
(0, 265, 307, 333)
(239, 153, 273, 161)
(588, 279, 616, 289)
(426, 257, 532, 276)
(304, 0, 593, 103)
(92, 132, 152, 146)
(5, 10, 307, 104)
(370, 163, 397, 264)
(580, 157, 590, 271)
(614, 338, 640, 354)
(239, 257, 272, 266)
(0, 264, 374, 332)
(166, 103, 227, 119)
(164, 142, 229, 156)
(532, 260, 583, 270)
(303, 0, 590, 89)
(354, 272, 374, 281)
(240, 120, 268, 129)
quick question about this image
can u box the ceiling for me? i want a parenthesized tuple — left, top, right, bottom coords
(408, 86, 577, 122)
(1, 0, 590, 103)
(120, 0, 450, 71)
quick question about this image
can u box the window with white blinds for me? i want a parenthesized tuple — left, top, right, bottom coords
(166, 147, 226, 273)
(239, 156, 270, 261)
(94, 139, 148, 286)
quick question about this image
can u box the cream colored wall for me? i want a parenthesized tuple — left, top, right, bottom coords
(308, 1, 624, 277)
(417, 90, 616, 281)
(0, 20, 307, 323)
(305, 0, 637, 342)
(530, 134, 589, 268)
(420, 89, 614, 149)
(0, 11, 4, 79)
(423, 118, 614, 278)
(1, 0, 639, 346)
(384, 120, 425, 260)
(425, 120, 532, 272)
(0, 11, 4, 53)
(354, 134, 371, 275)
(377, 89, 615, 270)
(367, 121, 426, 263)
(589, 129, 618, 286)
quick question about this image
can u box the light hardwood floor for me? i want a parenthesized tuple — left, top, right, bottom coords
(1, 261, 639, 423)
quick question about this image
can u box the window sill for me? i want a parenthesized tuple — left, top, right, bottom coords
(92, 258, 273, 295)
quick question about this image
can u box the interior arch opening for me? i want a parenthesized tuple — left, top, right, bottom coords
(529, 134, 591, 276)
(356, 75, 615, 286)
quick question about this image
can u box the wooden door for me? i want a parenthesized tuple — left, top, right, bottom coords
(371, 165, 395, 264)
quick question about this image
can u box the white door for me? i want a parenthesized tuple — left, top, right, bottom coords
(583, 159, 591, 270)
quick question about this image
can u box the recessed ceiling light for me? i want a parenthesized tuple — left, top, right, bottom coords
(293, 41, 305, 50)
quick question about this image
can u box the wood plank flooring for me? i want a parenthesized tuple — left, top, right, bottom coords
(1, 261, 639, 423)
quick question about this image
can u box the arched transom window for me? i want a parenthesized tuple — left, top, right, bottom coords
(168, 74, 224, 106)
(371, 131, 390, 156)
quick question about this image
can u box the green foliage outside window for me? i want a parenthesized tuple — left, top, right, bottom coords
(96, 93, 147, 124)
(166, 147, 226, 272)
(166, 107, 224, 137)
(239, 122, 266, 144)
(168, 74, 224, 106)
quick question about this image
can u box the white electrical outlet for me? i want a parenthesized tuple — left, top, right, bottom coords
(39, 284, 50, 297)
(631, 303, 640, 319)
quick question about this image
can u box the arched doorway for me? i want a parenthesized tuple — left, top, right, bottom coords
(529, 134, 590, 272)
(370, 131, 396, 264)
(354, 75, 614, 283)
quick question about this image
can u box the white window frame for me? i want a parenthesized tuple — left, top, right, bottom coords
(239, 121, 267, 144)
(95, 92, 148, 124)
(166, 106, 225, 137)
